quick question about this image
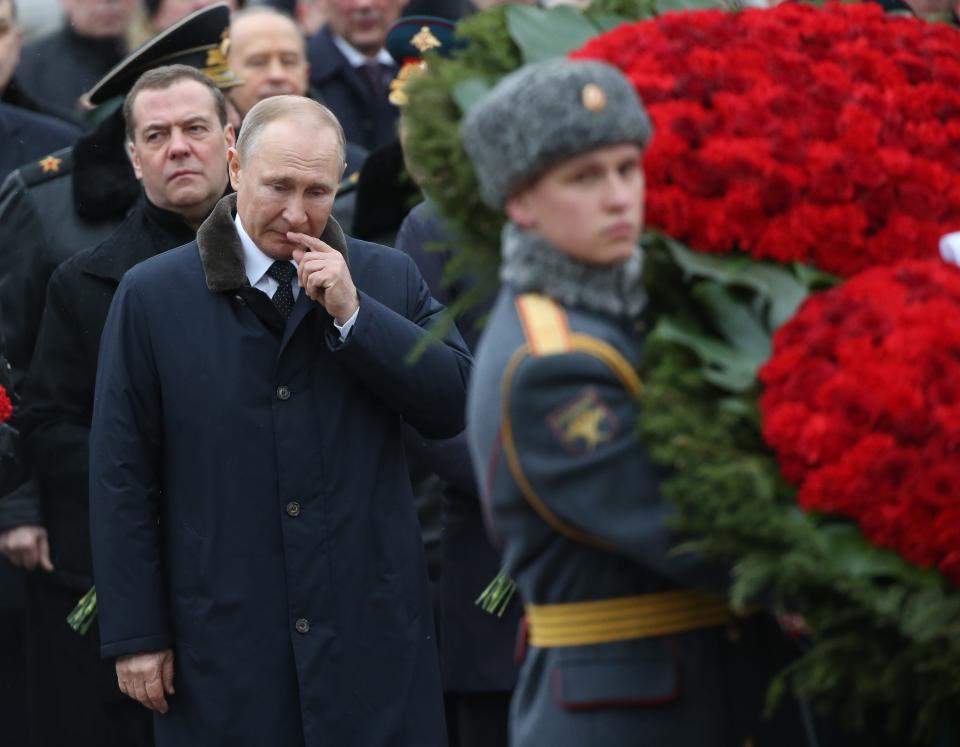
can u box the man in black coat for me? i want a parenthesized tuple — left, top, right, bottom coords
(17, 63, 235, 747)
(88, 94, 468, 746)
(306, 0, 407, 150)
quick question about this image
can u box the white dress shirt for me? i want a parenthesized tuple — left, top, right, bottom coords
(330, 34, 395, 69)
(235, 213, 358, 338)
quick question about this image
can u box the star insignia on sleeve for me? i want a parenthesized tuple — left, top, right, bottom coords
(39, 155, 62, 173)
(547, 389, 619, 454)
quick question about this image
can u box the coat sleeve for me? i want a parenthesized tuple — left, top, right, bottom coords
(88, 276, 171, 659)
(503, 348, 730, 593)
(0, 173, 48, 393)
(19, 264, 95, 572)
(327, 252, 472, 440)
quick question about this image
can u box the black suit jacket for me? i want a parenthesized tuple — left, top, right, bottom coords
(307, 26, 399, 151)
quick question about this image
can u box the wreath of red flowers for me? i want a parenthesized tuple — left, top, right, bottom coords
(572, 3, 960, 277)
(759, 259, 960, 583)
(0, 385, 11, 424)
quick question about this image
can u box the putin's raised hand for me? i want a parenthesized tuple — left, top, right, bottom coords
(290, 232, 359, 324)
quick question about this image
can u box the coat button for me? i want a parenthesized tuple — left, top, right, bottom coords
(286, 501, 301, 517)
(295, 618, 310, 634)
(276, 385, 291, 400)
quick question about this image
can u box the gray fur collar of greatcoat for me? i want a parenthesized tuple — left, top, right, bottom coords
(499, 221, 647, 319)
(197, 193, 349, 292)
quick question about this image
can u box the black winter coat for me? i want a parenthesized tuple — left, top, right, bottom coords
(20, 195, 196, 582)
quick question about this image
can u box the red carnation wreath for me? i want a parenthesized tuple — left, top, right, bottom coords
(760, 259, 960, 584)
(572, 2, 960, 277)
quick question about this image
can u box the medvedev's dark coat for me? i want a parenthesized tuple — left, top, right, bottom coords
(89, 195, 470, 746)
(307, 26, 399, 151)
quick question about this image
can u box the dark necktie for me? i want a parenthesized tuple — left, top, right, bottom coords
(360, 61, 384, 100)
(266, 261, 296, 319)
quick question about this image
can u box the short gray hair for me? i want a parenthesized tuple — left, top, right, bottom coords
(235, 95, 346, 173)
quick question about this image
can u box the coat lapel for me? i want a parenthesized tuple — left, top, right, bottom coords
(196, 192, 351, 349)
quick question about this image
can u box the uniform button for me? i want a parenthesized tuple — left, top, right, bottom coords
(276, 385, 290, 400)
(295, 618, 310, 634)
(286, 501, 301, 517)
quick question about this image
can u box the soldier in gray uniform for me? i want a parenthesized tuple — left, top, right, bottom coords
(462, 59, 811, 747)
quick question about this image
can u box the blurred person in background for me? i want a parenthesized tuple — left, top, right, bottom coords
(227, 4, 309, 118)
(13, 0, 138, 126)
(0, 0, 81, 179)
(306, 0, 407, 150)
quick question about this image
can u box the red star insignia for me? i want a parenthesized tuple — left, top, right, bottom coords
(39, 155, 62, 173)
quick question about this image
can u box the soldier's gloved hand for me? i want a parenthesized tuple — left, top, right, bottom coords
(0, 525, 54, 571)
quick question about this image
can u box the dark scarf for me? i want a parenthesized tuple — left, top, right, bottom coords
(499, 222, 647, 319)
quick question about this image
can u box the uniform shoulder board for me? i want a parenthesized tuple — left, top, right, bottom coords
(15, 147, 74, 188)
(515, 293, 572, 357)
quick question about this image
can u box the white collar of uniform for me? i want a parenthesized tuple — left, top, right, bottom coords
(331, 33, 395, 68)
(235, 213, 296, 287)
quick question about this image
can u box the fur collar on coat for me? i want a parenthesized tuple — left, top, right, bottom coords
(499, 221, 647, 319)
(197, 193, 349, 292)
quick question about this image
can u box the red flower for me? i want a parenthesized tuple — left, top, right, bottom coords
(759, 259, 960, 584)
(0, 386, 11, 424)
(571, 3, 960, 276)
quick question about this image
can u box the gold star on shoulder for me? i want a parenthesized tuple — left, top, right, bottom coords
(39, 155, 62, 173)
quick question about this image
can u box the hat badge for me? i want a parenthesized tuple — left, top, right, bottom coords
(581, 83, 607, 112)
(411, 26, 442, 53)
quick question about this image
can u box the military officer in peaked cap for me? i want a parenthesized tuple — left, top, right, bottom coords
(462, 59, 813, 747)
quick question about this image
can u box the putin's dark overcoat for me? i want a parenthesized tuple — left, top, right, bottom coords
(89, 195, 470, 746)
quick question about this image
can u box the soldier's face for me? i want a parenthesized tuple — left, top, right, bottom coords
(128, 79, 234, 228)
(229, 119, 343, 260)
(0, 0, 20, 94)
(63, 0, 137, 38)
(322, 0, 408, 57)
(228, 13, 310, 119)
(506, 143, 645, 266)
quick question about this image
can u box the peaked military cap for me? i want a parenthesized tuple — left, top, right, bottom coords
(84, 3, 242, 108)
(385, 16, 460, 106)
(462, 59, 653, 209)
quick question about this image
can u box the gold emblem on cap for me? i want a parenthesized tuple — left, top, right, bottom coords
(39, 155, 62, 173)
(581, 83, 607, 112)
(411, 26, 442, 53)
(203, 30, 243, 89)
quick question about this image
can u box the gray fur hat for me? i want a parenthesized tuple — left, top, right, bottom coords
(461, 59, 653, 209)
